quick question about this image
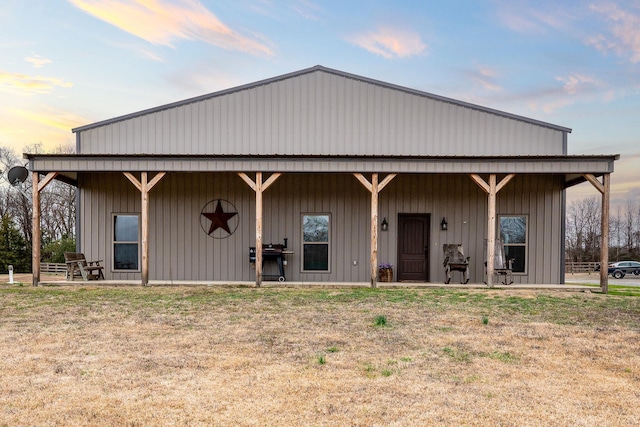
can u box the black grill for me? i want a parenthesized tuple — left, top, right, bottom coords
(249, 238, 288, 281)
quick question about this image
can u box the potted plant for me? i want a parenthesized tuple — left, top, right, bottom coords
(378, 263, 393, 282)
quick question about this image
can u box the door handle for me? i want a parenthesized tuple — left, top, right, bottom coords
(424, 246, 428, 255)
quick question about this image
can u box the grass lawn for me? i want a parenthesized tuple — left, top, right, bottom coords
(1, 285, 639, 426)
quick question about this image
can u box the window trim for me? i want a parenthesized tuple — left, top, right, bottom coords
(112, 213, 141, 272)
(301, 213, 331, 273)
(498, 214, 529, 275)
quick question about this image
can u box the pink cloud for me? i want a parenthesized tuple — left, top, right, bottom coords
(348, 27, 427, 59)
(495, 2, 575, 34)
(524, 74, 606, 113)
(588, 2, 640, 63)
(293, 0, 321, 21)
(68, 0, 274, 56)
(556, 74, 600, 95)
(469, 65, 503, 92)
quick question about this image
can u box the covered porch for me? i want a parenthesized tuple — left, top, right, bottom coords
(26, 153, 618, 292)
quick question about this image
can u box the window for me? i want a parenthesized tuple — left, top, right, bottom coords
(499, 215, 527, 273)
(302, 214, 330, 272)
(113, 214, 139, 271)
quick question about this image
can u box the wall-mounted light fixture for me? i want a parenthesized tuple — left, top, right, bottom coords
(440, 217, 448, 231)
(381, 217, 389, 231)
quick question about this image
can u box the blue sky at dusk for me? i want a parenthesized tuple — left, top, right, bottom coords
(1, 0, 638, 205)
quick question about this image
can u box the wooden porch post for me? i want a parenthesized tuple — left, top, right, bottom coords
(32, 172, 40, 287)
(470, 173, 515, 288)
(601, 174, 610, 294)
(123, 172, 166, 286)
(31, 171, 59, 286)
(583, 173, 610, 293)
(238, 172, 282, 287)
(256, 172, 263, 286)
(371, 173, 379, 288)
(141, 173, 149, 287)
(354, 173, 397, 287)
(487, 175, 497, 288)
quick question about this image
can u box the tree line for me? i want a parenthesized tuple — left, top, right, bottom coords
(566, 196, 640, 263)
(1, 144, 76, 273)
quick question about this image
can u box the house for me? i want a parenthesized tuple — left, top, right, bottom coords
(26, 66, 618, 290)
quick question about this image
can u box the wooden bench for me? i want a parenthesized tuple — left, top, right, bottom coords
(64, 252, 104, 281)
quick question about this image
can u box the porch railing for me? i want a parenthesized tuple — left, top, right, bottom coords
(565, 261, 599, 274)
(40, 263, 67, 274)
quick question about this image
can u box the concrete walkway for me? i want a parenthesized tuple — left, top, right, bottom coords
(1, 272, 618, 292)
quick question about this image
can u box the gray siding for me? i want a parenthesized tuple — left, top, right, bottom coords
(380, 174, 562, 284)
(77, 70, 566, 157)
(79, 172, 371, 282)
(78, 172, 563, 283)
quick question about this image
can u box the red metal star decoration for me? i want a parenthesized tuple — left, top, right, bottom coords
(201, 200, 238, 235)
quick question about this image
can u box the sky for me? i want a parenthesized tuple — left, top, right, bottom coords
(1, 0, 638, 208)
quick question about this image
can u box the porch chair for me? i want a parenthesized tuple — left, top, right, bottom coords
(64, 252, 105, 281)
(443, 244, 470, 284)
(483, 238, 515, 285)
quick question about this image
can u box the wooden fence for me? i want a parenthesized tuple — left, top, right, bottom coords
(41, 263, 67, 274)
(565, 261, 600, 274)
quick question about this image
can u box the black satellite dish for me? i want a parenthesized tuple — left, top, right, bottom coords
(7, 166, 29, 186)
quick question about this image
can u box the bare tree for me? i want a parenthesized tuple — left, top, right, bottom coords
(0, 146, 32, 244)
(566, 197, 601, 262)
(38, 144, 76, 241)
(41, 180, 76, 241)
(634, 202, 640, 258)
(567, 194, 640, 263)
(624, 200, 640, 259)
(1, 143, 76, 268)
(610, 206, 621, 261)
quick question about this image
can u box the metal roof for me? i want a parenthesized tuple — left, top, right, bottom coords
(26, 153, 617, 176)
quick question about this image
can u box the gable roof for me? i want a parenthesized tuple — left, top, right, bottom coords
(72, 65, 571, 134)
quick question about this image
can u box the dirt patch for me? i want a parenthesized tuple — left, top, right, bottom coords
(0, 287, 638, 426)
(0, 273, 62, 284)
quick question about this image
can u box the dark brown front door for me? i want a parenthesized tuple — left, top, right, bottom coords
(397, 214, 430, 281)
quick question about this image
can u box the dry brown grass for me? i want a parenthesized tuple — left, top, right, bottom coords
(1, 286, 639, 426)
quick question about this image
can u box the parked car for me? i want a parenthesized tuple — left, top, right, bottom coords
(602, 261, 640, 279)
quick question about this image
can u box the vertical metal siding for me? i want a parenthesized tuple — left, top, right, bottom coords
(77, 71, 566, 156)
(380, 174, 563, 284)
(79, 172, 563, 283)
(496, 174, 563, 284)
